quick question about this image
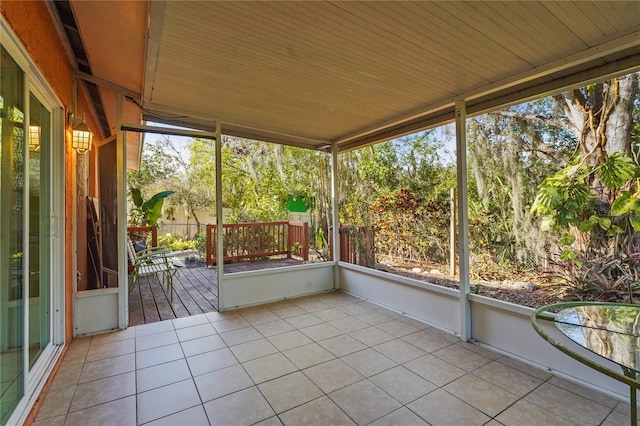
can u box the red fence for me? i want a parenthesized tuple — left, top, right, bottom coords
(330, 225, 375, 267)
(205, 221, 309, 266)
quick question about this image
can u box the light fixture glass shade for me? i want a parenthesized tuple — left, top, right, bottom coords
(29, 125, 41, 152)
(72, 117, 93, 154)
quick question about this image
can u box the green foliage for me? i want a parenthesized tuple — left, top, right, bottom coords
(530, 159, 594, 231)
(157, 233, 198, 251)
(531, 153, 640, 246)
(339, 132, 455, 267)
(217, 137, 331, 229)
(532, 150, 640, 300)
(543, 242, 640, 302)
(194, 232, 207, 255)
(371, 188, 449, 263)
(127, 139, 180, 190)
(465, 103, 578, 270)
(611, 190, 640, 227)
(595, 152, 638, 190)
(129, 188, 175, 226)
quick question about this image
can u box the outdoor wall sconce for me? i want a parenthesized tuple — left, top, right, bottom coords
(70, 113, 93, 154)
(28, 124, 41, 153)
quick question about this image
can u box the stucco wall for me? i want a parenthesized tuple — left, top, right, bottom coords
(1, 2, 103, 423)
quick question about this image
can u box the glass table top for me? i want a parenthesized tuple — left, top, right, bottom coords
(554, 304, 640, 374)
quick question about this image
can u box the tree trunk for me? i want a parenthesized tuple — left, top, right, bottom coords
(554, 74, 638, 169)
(190, 206, 201, 237)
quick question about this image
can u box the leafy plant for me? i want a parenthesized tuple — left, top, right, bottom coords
(371, 188, 449, 264)
(531, 153, 640, 252)
(157, 232, 198, 251)
(530, 157, 594, 231)
(129, 188, 175, 226)
(194, 232, 207, 255)
(543, 241, 640, 302)
(532, 151, 640, 300)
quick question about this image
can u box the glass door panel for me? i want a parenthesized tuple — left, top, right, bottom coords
(28, 93, 50, 369)
(0, 45, 25, 424)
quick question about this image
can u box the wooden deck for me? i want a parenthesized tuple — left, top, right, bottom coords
(128, 258, 304, 326)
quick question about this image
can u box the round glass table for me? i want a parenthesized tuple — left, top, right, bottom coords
(532, 302, 640, 425)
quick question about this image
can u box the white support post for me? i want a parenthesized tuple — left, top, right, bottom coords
(455, 100, 471, 340)
(330, 144, 341, 289)
(117, 93, 128, 329)
(215, 122, 224, 310)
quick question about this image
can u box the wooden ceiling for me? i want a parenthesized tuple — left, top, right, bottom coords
(69, 1, 640, 157)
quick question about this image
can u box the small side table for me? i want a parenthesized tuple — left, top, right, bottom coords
(532, 302, 640, 425)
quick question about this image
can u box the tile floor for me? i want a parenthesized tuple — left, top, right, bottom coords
(34, 291, 633, 425)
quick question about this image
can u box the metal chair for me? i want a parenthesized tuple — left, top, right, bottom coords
(127, 237, 178, 302)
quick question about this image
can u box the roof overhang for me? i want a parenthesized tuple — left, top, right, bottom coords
(65, 0, 640, 160)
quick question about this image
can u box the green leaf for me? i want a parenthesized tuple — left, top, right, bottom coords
(540, 216, 554, 232)
(610, 191, 640, 216)
(596, 217, 611, 230)
(578, 218, 596, 233)
(560, 249, 576, 261)
(131, 187, 143, 207)
(630, 213, 640, 232)
(140, 191, 175, 226)
(596, 152, 638, 190)
(559, 232, 576, 246)
(610, 224, 624, 234)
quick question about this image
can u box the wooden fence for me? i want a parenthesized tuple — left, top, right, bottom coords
(127, 225, 158, 247)
(330, 225, 375, 267)
(205, 221, 309, 265)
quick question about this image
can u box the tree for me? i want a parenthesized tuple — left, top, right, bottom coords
(466, 98, 577, 268)
(339, 131, 455, 266)
(128, 136, 216, 236)
(465, 73, 640, 276)
(531, 75, 640, 251)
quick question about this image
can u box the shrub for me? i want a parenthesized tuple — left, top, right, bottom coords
(157, 233, 198, 251)
(194, 232, 207, 255)
(544, 241, 640, 302)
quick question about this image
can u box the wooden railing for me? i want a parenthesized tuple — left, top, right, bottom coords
(205, 221, 309, 266)
(127, 226, 158, 247)
(330, 225, 375, 267)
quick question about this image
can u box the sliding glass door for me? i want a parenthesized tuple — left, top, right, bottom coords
(0, 44, 27, 424)
(1, 40, 58, 424)
(28, 92, 51, 369)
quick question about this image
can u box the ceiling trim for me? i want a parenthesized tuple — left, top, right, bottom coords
(465, 30, 640, 103)
(121, 122, 217, 139)
(336, 34, 640, 151)
(142, 0, 165, 103)
(76, 71, 141, 100)
(467, 50, 640, 116)
(221, 123, 332, 152)
(338, 108, 455, 153)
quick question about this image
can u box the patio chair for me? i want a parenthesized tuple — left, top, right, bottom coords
(127, 237, 178, 302)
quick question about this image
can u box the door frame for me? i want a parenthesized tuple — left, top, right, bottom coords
(2, 19, 66, 426)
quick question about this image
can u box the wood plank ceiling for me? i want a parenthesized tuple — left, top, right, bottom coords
(73, 1, 640, 154)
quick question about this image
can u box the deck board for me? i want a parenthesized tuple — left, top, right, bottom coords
(128, 267, 218, 326)
(139, 275, 162, 324)
(128, 258, 304, 326)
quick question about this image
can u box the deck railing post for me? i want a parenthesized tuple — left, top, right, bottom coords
(287, 222, 293, 259)
(302, 222, 309, 262)
(151, 226, 158, 248)
(205, 224, 212, 266)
